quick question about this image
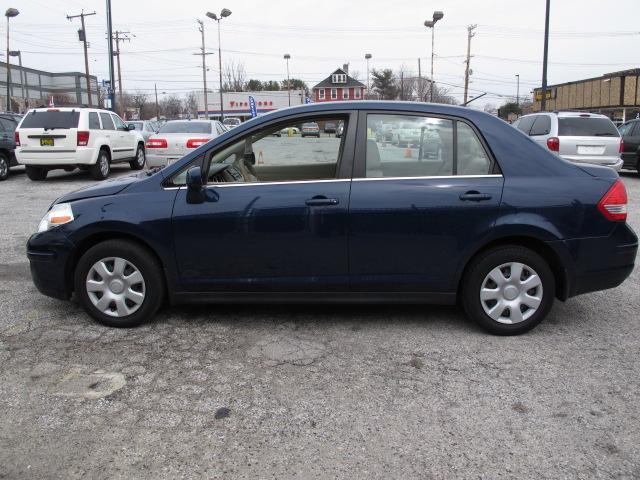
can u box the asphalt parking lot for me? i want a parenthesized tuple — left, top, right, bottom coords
(1, 165, 639, 479)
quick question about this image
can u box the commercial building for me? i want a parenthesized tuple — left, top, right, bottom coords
(196, 89, 306, 120)
(533, 68, 640, 122)
(0, 60, 98, 112)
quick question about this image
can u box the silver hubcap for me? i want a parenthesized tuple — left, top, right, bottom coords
(480, 262, 543, 324)
(86, 257, 145, 317)
(100, 155, 109, 176)
(137, 148, 145, 166)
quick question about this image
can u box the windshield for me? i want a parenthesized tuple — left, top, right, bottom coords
(558, 117, 619, 137)
(20, 110, 80, 129)
(159, 122, 212, 134)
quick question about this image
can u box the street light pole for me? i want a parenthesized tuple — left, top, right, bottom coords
(424, 11, 443, 103)
(5, 8, 19, 112)
(207, 9, 232, 122)
(8, 51, 24, 111)
(154, 83, 159, 120)
(541, 0, 551, 111)
(284, 54, 291, 106)
(516, 74, 520, 106)
(365, 53, 372, 99)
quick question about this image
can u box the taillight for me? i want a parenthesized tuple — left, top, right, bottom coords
(619, 138, 624, 154)
(146, 138, 167, 149)
(14, 131, 20, 146)
(598, 179, 627, 222)
(547, 137, 560, 152)
(77, 131, 90, 146)
(186, 138, 210, 149)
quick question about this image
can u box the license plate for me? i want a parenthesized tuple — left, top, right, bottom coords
(577, 145, 604, 155)
(40, 138, 54, 147)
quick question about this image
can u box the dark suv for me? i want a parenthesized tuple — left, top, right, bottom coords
(618, 119, 640, 175)
(0, 113, 21, 181)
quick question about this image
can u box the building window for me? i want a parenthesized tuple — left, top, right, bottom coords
(331, 74, 347, 84)
(331, 88, 337, 100)
(318, 88, 325, 100)
(343, 89, 349, 100)
(354, 88, 361, 99)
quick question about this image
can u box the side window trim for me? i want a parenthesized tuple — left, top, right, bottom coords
(353, 110, 498, 179)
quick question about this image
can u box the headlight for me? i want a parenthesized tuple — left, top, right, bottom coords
(38, 203, 74, 232)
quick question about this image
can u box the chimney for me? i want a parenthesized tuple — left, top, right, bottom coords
(343, 63, 349, 74)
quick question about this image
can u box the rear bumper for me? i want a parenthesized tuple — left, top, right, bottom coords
(146, 153, 183, 168)
(557, 223, 638, 298)
(16, 147, 97, 166)
(561, 155, 623, 171)
(26, 229, 75, 300)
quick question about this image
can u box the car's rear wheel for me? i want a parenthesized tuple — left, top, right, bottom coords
(461, 246, 555, 335)
(129, 144, 146, 170)
(74, 240, 164, 328)
(90, 149, 110, 180)
(25, 166, 48, 181)
(0, 153, 8, 181)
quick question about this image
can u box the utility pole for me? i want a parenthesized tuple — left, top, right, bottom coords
(400, 70, 404, 101)
(67, 10, 96, 107)
(463, 24, 477, 106)
(541, 0, 551, 111)
(417, 57, 422, 101)
(516, 74, 520, 106)
(106, 0, 115, 111)
(112, 30, 131, 118)
(155, 83, 159, 119)
(194, 19, 213, 119)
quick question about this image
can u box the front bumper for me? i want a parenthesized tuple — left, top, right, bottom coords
(26, 229, 75, 300)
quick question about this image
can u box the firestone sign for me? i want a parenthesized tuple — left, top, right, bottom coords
(229, 100, 274, 108)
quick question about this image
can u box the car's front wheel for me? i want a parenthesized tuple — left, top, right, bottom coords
(0, 153, 8, 181)
(461, 246, 555, 335)
(130, 144, 146, 170)
(74, 240, 164, 328)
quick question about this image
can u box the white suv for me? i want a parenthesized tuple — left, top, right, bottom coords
(15, 107, 146, 181)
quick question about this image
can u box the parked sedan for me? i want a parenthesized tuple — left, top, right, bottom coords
(301, 122, 320, 137)
(0, 113, 21, 181)
(146, 120, 227, 167)
(26, 101, 637, 335)
(618, 119, 640, 174)
(127, 120, 158, 143)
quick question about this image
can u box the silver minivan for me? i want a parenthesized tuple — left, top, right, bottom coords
(513, 111, 623, 170)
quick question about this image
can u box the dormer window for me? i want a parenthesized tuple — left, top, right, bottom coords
(332, 73, 347, 84)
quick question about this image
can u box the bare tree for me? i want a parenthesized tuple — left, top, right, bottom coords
(222, 60, 247, 92)
(130, 91, 149, 119)
(396, 65, 416, 101)
(183, 92, 198, 117)
(160, 95, 182, 118)
(431, 83, 457, 105)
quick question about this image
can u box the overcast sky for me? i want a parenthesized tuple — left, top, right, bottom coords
(5, 0, 639, 108)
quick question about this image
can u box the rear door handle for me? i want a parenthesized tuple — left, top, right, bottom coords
(459, 191, 492, 201)
(305, 196, 339, 206)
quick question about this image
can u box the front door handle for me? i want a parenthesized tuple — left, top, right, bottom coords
(459, 191, 492, 201)
(305, 196, 339, 206)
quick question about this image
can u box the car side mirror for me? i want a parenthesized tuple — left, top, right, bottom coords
(186, 166, 204, 204)
(127, 123, 135, 131)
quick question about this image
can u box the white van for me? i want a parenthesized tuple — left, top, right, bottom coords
(16, 107, 146, 180)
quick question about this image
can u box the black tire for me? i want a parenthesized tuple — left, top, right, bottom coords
(74, 239, 164, 328)
(0, 153, 8, 181)
(129, 144, 146, 170)
(90, 149, 110, 180)
(461, 246, 555, 335)
(25, 165, 48, 181)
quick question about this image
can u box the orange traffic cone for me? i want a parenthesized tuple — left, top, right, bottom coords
(257, 150, 264, 165)
(404, 147, 412, 158)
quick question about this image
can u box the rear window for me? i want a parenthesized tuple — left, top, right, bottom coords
(303, 123, 318, 128)
(159, 122, 211, 134)
(558, 117, 619, 137)
(20, 110, 80, 129)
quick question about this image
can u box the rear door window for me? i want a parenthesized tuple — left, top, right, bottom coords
(558, 117, 619, 137)
(20, 110, 80, 129)
(88, 112, 101, 130)
(100, 113, 115, 130)
(529, 115, 551, 136)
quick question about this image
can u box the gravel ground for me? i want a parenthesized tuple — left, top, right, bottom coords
(0, 165, 639, 479)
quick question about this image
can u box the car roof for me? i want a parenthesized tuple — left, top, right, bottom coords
(554, 111, 610, 119)
(164, 119, 214, 123)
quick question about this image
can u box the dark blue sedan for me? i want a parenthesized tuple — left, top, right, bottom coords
(27, 102, 637, 335)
